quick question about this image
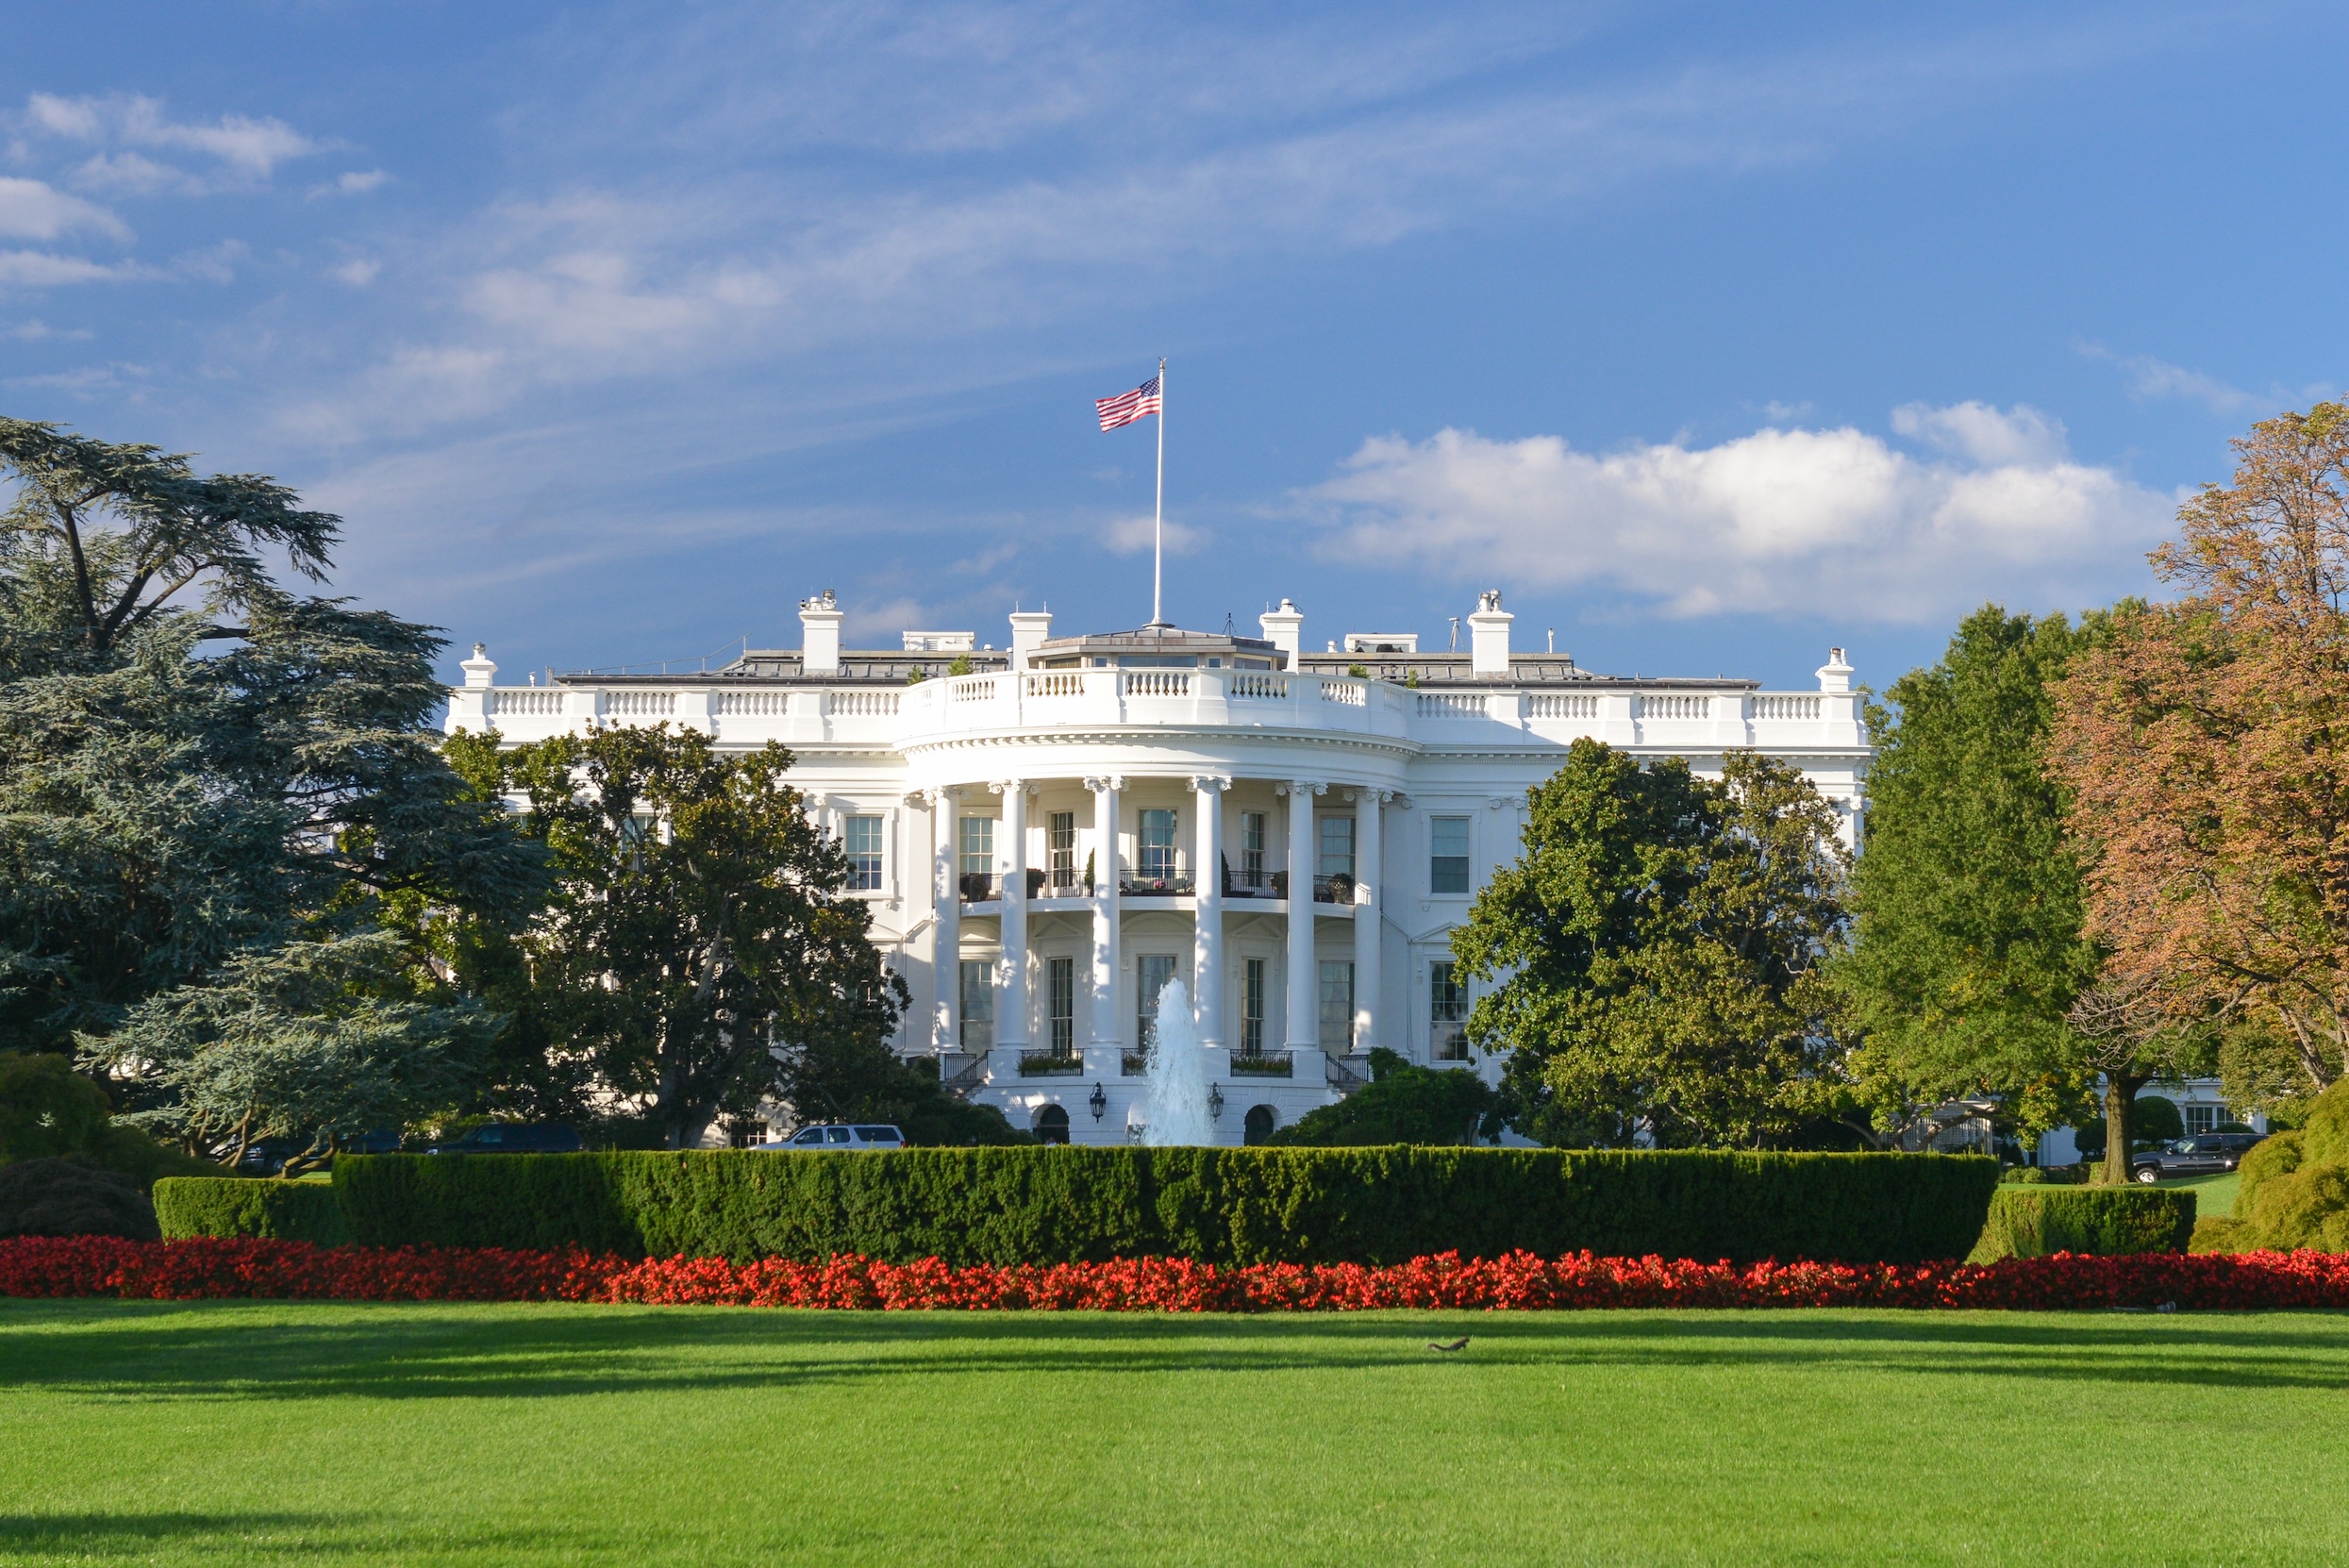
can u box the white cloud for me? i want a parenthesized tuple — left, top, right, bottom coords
(0, 249, 151, 287)
(1103, 514, 1205, 556)
(0, 176, 127, 241)
(1294, 405, 2172, 623)
(22, 92, 320, 185)
(330, 258, 382, 287)
(314, 169, 390, 198)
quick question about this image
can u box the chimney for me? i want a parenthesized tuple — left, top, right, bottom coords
(460, 642, 498, 689)
(799, 590, 843, 676)
(1468, 590, 1512, 677)
(1259, 598, 1304, 667)
(1816, 646, 1855, 693)
(1008, 609, 1053, 667)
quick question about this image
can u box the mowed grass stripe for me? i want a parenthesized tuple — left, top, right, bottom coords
(1, 1301, 2344, 1565)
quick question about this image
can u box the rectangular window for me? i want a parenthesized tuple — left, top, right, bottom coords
(1048, 957, 1075, 1055)
(1242, 958, 1267, 1054)
(1137, 955, 1178, 1051)
(959, 959, 993, 1052)
(2184, 1103, 2217, 1135)
(1139, 808, 1178, 880)
(1319, 816, 1357, 880)
(1048, 811, 1076, 891)
(1241, 811, 1268, 891)
(1319, 959, 1355, 1051)
(958, 815, 995, 897)
(1430, 960, 1470, 1060)
(843, 814, 884, 891)
(1429, 814, 1472, 895)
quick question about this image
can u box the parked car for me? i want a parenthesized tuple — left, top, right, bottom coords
(764, 1124, 906, 1152)
(2132, 1132, 2265, 1183)
(235, 1135, 315, 1175)
(425, 1122, 584, 1155)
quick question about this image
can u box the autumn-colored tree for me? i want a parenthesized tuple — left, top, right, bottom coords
(2053, 404, 2349, 1132)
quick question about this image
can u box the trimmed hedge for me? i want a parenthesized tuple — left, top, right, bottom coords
(332, 1148, 1999, 1266)
(155, 1177, 348, 1245)
(1966, 1186, 2195, 1263)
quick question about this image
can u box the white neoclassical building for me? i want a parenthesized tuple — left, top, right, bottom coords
(448, 592, 1871, 1145)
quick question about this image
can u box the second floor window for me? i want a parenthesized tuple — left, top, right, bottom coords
(1048, 811, 1076, 889)
(1241, 811, 1267, 888)
(1319, 816, 1356, 880)
(843, 814, 884, 891)
(1139, 809, 1178, 879)
(1429, 815, 1471, 894)
(958, 816, 994, 894)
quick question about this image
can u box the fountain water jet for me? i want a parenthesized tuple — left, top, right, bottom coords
(1140, 977, 1216, 1145)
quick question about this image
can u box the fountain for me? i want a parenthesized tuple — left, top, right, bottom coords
(1140, 977, 1217, 1145)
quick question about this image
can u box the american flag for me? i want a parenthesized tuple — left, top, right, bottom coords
(1094, 375, 1162, 431)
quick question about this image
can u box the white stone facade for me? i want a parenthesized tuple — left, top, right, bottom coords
(448, 592, 1871, 1145)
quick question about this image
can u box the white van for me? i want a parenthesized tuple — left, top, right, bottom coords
(764, 1124, 906, 1152)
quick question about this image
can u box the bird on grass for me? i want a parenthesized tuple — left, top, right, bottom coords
(1425, 1336, 1470, 1353)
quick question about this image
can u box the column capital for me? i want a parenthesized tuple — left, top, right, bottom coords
(1187, 775, 1233, 794)
(924, 784, 964, 805)
(902, 791, 929, 809)
(986, 778, 1031, 796)
(1361, 788, 1396, 805)
(1083, 775, 1126, 793)
(1274, 780, 1325, 798)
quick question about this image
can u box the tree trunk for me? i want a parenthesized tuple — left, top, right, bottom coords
(2100, 1073, 2150, 1186)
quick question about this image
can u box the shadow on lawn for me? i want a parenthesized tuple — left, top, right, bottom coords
(5, 1300, 2347, 1404)
(0, 1510, 629, 1560)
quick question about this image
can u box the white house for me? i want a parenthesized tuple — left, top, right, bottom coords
(448, 592, 1872, 1146)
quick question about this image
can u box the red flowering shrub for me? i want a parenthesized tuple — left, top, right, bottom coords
(5, 1237, 2346, 1311)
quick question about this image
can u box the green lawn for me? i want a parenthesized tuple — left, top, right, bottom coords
(2158, 1168, 2242, 1218)
(4, 1301, 2345, 1566)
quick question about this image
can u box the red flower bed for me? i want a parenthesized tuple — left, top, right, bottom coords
(7, 1238, 2349, 1311)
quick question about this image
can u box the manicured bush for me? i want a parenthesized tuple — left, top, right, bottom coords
(2191, 1216, 2248, 1254)
(0, 1159, 158, 1241)
(1966, 1186, 2195, 1263)
(2132, 1095, 2183, 1143)
(2236, 1130, 2303, 1213)
(334, 1147, 1999, 1266)
(155, 1176, 349, 1245)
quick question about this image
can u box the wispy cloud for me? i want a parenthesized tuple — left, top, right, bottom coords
(1293, 404, 2173, 623)
(2075, 341, 2336, 417)
(0, 250, 153, 287)
(21, 92, 323, 191)
(0, 176, 128, 242)
(1103, 514, 1205, 556)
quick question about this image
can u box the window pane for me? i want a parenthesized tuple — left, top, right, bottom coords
(1138, 956, 1178, 1050)
(1318, 816, 1356, 878)
(1048, 811, 1076, 890)
(1048, 957, 1075, 1054)
(1429, 815, 1471, 894)
(959, 959, 993, 1051)
(1242, 958, 1266, 1054)
(1431, 960, 1469, 1059)
(1140, 809, 1177, 878)
(845, 814, 884, 891)
(1319, 959, 1354, 1050)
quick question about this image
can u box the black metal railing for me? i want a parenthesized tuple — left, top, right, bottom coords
(1224, 859, 1285, 899)
(1313, 873, 1356, 904)
(1230, 1053, 1292, 1077)
(1119, 875, 1194, 896)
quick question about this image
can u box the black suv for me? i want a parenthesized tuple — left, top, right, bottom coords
(2131, 1132, 2264, 1183)
(425, 1122, 584, 1155)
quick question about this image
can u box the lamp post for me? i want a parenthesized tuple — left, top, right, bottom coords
(1089, 1082, 1108, 1122)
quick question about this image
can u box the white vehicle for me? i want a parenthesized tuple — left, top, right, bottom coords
(764, 1124, 906, 1152)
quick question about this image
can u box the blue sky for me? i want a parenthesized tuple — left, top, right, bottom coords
(4, 1, 2341, 691)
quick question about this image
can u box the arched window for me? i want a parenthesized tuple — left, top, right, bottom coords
(1244, 1105, 1277, 1146)
(1034, 1103, 1071, 1144)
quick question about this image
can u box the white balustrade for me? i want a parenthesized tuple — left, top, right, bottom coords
(1415, 692, 1487, 718)
(949, 675, 1004, 704)
(606, 690, 676, 718)
(1121, 671, 1190, 697)
(1319, 679, 1366, 707)
(1526, 692, 1600, 720)
(717, 691, 791, 716)
(1636, 693, 1709, 721)
(824, 689, 900, 717)
(1228, 673, 1287, 699)
(1025, 672, 1084, 698)
(490, 689, 563, 716)
(1753, 694, 1822, 722)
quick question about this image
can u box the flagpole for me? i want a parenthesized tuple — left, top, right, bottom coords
(1152, 357, 1167, 626)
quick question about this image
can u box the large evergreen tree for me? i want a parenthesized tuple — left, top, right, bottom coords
(1453, 742, 1849, 1148)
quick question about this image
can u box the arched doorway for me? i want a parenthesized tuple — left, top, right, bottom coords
(1033, 1103, 1071, 1144)
(1244, 1105, 1277, 1146)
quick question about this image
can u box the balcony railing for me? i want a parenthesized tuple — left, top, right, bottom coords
(1017, 1049, 1084, 1076)
(1120, 874, 1194, 897)
(1225, 863, 1284, 899)
(1312, 874, 1356, 905)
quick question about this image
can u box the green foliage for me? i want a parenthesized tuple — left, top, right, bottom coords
(475, 724, 908, 1147)
(1835, 607, 2107, 1146)
(0, 1052, 110, 1161)
(1965, 1186, 2196, 1262)
(2130, 1095, 2183, 1143)
(1453, 742, 1850, 1147)
(945, 654, 974, 677)
(334, 1148, 1998, 1265)
(864, 1059, 1030, 1146)
(2189, 1215, 2248, 1253)
(2228, 1081, 2349, 1250)
(0, 1157, 158, 1240)
(154, 1175, 347, 1243)
(2236, 1130, 2303, 1213)
(1270, 1051, 1496, 1145)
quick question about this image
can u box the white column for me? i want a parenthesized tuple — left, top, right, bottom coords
(1191, 776, 1229, 1048)
(993, 780, 1030, 1049)
(1085, 776, 1124, 1048)
(1281, 779, 1323, 1057)
(928, 786, 960, 1054)
(1353, 789, 1389, 1055)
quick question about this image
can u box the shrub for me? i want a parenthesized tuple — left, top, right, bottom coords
(2237, 1162, 2349, 1253)
(1269, 1053, 1496, 1146)
(2237, 1130, 2304, 1214)
(0, 1054, 111, 1162)
(2191, 1216, 2248, 1254)
(1965, 1186, 2196, 1263)
(154, 1176, 349, 1244)
(334, 1147, 1999, 1266)
(0, 1159, 158, 1241)
(2132, 1095, 2184, 1143)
